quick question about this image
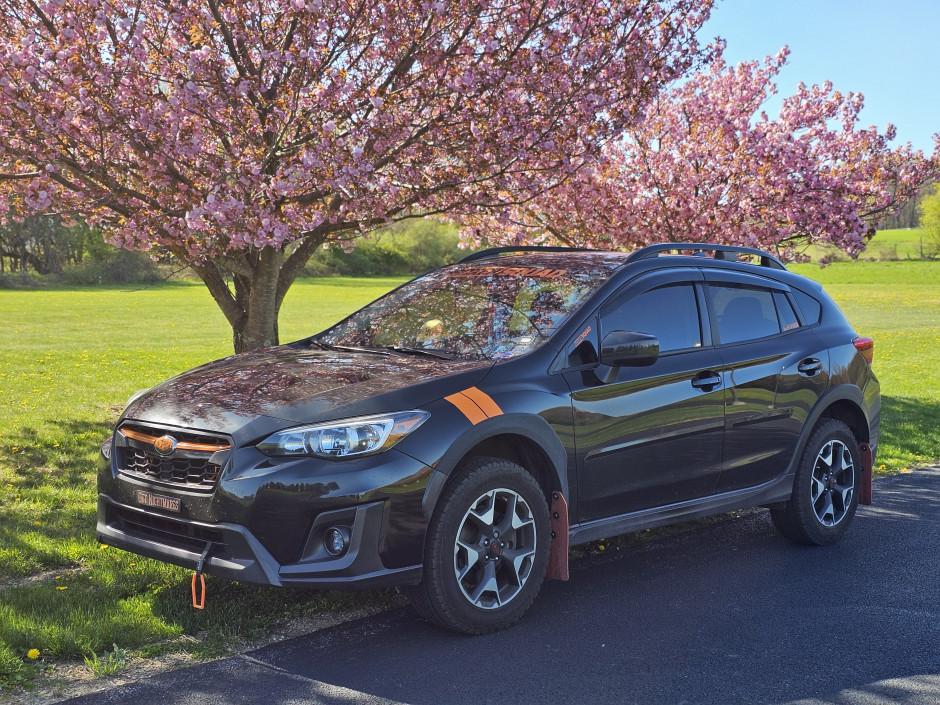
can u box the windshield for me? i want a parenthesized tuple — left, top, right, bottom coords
(318, 256, 621, 361)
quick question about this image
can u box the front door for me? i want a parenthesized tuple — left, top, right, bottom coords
(566, 274, 725, 522)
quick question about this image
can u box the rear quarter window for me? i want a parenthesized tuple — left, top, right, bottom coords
(792, 289, 822, 325)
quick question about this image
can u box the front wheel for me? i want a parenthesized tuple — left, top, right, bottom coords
(409, 456, 550, 634)
(770, 419, 861, 546)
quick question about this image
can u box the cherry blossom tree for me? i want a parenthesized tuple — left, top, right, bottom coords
(0, 0, 713, 351)
(462, 45, 940, 261)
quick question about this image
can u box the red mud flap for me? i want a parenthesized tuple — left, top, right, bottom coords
(859, 442, 873, 505)
(546, 492, 569, 581)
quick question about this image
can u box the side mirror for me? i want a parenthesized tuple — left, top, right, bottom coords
(600, 330, 659, 367)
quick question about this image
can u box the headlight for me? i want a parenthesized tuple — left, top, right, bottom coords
(256, 411, 429, 459)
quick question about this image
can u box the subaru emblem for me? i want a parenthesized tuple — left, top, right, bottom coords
(152, 435, 177, 456)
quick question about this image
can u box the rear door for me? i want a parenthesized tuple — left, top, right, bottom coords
(565, 270, 726, 521)
(703, 271, 830, 493)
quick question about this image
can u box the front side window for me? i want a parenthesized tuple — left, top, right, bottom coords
(601, 283, 702, 353)
(319, 258, 619, 360)
(710, 284, 781, 344)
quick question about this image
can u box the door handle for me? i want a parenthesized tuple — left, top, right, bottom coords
(691, 371, 722, 390)
(798, 358, 822, 375)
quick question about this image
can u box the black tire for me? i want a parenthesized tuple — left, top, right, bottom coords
(409, 456, 551, 634)
(770, 419, 861, 546)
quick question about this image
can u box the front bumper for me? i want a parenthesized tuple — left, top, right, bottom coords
(97, 494, 422, 588)
(97, 430, 432, 589)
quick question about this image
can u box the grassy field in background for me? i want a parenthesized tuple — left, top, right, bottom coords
(1, 261, 938, 689)
(803, 227, 935, 262)
(790, 261, 940, 471)
(864, 228, 934, 260)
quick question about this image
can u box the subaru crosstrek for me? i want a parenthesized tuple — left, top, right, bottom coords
(97, 243, 879, 633)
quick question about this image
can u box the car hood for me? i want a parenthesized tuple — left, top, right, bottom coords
(123, 345, 492, 438)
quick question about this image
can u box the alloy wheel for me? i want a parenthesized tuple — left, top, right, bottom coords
(810, 439, 855, 527)
(453, 488, 537, 609)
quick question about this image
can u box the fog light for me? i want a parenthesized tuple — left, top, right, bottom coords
(324, 527, 349, 557)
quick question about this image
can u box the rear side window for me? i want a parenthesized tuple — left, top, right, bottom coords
(792, 289, 822, 325)
(710, 284, 780, 344)
(601, 283, 702, 352)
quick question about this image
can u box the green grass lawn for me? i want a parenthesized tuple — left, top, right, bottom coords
(866, 228, 934, 260)
(789, 261, 940, 472)
(1, 262, 938, 689)
(0, 277, 406, 689)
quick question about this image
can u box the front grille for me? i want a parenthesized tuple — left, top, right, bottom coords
(121, 449, 221, 489)
(116, 423, 230, 492)
(108, 504, 225, 554)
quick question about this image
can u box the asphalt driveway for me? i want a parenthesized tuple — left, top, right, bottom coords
(65, 467, 940, 705)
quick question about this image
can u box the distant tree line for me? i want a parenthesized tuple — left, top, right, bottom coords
(919, 184, 940, 255)
(2, 195, 934, 287)
(1, 216, 468, 285)
(0, 216, 99, 276)
(304, 219, 469, 277)
(0, 216, 163, 285)
(877, 182, 935, 230)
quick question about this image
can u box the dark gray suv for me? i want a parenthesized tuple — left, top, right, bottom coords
(98, 243, 879, 633)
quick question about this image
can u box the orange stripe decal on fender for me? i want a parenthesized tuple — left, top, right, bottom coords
(444, 388, 504, 425)
(444, 392, 488, 425)
(461, 387, 503, 419)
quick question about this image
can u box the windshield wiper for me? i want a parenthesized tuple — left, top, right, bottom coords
(306, 339, 392, 356)
(380, 345, 455, 360)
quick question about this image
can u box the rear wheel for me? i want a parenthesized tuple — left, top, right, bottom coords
(771, 419, 861, 546)
(409, 456, 550, 634)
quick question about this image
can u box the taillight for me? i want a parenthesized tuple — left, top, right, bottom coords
(853, 337, 874, 364)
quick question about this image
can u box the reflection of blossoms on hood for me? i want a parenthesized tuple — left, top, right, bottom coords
(130, 346, 489, 425)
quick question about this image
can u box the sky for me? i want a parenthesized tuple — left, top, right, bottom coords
(701, 0, 940, 154)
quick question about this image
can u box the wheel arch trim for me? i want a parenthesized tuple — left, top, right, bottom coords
(421, 413, 568, 521)
(787, 384, 875, 477)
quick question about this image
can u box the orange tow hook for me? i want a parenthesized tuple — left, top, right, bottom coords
(191, 543, 213, 610)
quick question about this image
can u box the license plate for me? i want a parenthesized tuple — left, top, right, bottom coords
(137, 490, 181, 513)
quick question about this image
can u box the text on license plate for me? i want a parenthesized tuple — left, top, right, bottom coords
(137, 490, 181, 513)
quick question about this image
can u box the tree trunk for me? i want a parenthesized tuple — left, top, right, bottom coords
(232, 247, 284, 352)
(189, 246, 288, 353)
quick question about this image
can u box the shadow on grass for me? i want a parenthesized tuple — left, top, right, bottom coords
(148, 579, 400, 658)
(0, 420, 108, 577)
(1, 419, 110, 488)
(878, 395, 940, 469)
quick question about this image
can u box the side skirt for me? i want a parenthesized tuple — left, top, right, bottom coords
(568, 472, 795, 547)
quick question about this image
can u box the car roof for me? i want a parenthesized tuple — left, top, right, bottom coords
(459, 243, 787, 272)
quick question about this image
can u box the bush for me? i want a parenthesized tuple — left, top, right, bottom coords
(61, 249, 163, 285)
(917, 184, 940, 256)
(877, 244, 899, 261)
(305, 219, 470, 277)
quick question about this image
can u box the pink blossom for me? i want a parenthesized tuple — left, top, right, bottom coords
(465, 45, 939, 259)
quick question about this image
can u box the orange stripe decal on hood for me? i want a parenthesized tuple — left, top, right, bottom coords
(445, 388, 503, 425)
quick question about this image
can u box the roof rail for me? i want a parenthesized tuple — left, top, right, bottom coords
(624, 243, 787, 270)
(458, 245, 596, 263)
